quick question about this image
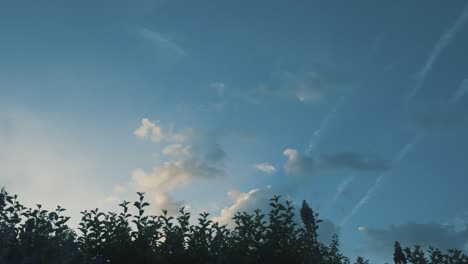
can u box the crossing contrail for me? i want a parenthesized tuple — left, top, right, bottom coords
(408, 2, 468, 100)
(339, 135, 423, 227)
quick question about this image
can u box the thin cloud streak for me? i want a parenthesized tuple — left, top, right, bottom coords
(408, 2, 468, 100)
(306, 94, 347, 154)
(332, 173, 355, 203)
(139, 28, 185, 56)
(451, 78, 468, 104)
(339, 135, 423, 227)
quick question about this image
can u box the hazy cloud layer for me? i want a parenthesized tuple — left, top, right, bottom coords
(283, 148, 389, 177)
(0, 109, 111, 228)
(358, 222, 468, 260)
(204, 143, 227, 163)
(409, 109, 467, 134)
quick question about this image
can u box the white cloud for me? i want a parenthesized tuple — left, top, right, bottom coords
(130, 117, 227, 214)
(283, 148, 315, 176)
(212, 185, 275, 226)
(212, 185, 340, 245)
(163, 144, 193, 158)
(133, 118, 164, 142)
(254, 163, 276, 174)
(131, 158, 223, 214)
(139, 28, 185, 56)
(134, 118, 190, 144)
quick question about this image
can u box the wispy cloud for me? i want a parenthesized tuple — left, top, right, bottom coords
(408, 3, 468, 100)
(306, 94, 347, 154)
(254, 163, 277, 174)
(339, 135, 422, 227)
(332, 173, 355, 203)
(139, 28, 185, 56)
(252, 67, 351, 104)
(210, 82, 226, 96)
(451, 78, 468, 104)
(134, 118, 192, 144)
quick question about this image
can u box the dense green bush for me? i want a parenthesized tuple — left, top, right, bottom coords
(1, 187, 467, 264)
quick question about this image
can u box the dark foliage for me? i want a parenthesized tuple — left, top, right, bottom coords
(1, 187, 467, 264)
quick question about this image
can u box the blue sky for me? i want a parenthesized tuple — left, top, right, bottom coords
(1, 0, 468, 262)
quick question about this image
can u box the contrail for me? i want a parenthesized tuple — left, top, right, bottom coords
(332, 173, 355, 203)
(451, 78, 468, 104)
(306, 94, 347, 154)
(408, 2, 468, 100)
(339, 135, 423, 227)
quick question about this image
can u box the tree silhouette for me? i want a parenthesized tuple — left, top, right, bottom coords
(1, 187, 468, 264)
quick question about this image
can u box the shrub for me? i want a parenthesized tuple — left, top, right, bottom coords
(1, 187, 467, 264)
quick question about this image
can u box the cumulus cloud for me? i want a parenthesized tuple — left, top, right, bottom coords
(139, 28, 185, 56)
(134, 118, 164, 142)
(283, 148, 389, 177)
(212, 185, 339, 245)
(358, 222, 468, 261)
(134, 118, 191, 143)
(254, 163, 277, 174)
(284, 148, 315, 176)
(131, 158, 224, 214)
(213, 186, 275, 226)
(131, 117, 227, 214)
